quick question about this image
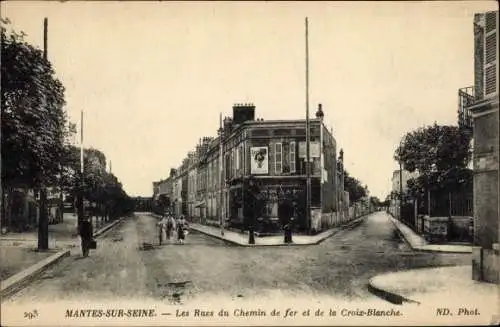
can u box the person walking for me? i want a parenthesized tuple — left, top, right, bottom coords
(157, 215, 168, 245)
(177, 215, 188, 244)
(79, 217, 93, 257)
(279, 192, 294, 244)
(166, 213, 175, 240)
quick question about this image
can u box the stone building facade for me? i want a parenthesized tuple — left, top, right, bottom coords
(461, 10, 499, 284)
(153, 103, 343, 233)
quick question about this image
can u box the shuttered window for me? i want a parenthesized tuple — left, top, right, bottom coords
(485, 33, 497, 64)
(275, 143, 282, 173)
(484, 11, 497, 96)
(485, 11, 497, 33)
(290, 141, 296, 173)
(485, 65, 497, 95)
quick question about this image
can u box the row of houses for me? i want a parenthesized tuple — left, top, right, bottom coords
(153, 103, 353, 233)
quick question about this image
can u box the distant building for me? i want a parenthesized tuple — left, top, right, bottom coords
(391, 169, 419, 195)
(389, 169, 418, 219)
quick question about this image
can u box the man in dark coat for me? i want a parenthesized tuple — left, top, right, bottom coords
(279, 193, 294, 244)
(245, 178, 260, 244)
(79, 217, 93, 257)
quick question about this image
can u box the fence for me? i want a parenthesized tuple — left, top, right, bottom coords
(390, 188, 474, 243)
(316, 202, 377, 233)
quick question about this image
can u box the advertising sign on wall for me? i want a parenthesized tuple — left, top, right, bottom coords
(299, 141, 320, 158)
(250, 146, 269, 174)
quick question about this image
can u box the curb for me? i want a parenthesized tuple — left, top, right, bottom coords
(367, 277, 420, 306)
(189, 214, 370, 247)
(388, 216, 472, 254)
(0, 217, 127, 300)
(0, 249, 70, 300)
(93, 217, 126, 238)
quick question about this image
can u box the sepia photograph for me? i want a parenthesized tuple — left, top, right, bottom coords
(0, 1, 499, 326)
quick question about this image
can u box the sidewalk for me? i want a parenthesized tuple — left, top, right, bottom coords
(0, 215, 126, 299)
(388, 214, 472, 253)
(150, 213, 369, 246)
(368, 265, 499, 308)
(0, 213, 110, 248)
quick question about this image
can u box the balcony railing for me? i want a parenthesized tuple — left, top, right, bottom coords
(458, 86, 475, 131)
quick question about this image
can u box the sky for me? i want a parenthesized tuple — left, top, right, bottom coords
(2, 1, 497, 199)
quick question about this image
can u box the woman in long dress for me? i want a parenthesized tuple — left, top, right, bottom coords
(166, 214, 175, 240)
(177, 216, 187, 244)
(157, 216, 168, 245)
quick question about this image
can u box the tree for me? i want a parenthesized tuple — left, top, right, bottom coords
(395, 123, 471, 186)
(1, 19, 68, 230)
(370, 196, 381, 207)
(343, 170, 367, 203)
(395, 123, 473, 215)
(59, 146, 107, 200)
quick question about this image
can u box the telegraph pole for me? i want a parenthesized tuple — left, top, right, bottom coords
(305, 17, 312, 233)
(339, 149, 344, 222)
(218, 113, 225, 236)
(38, 17, 49, 250)
(77, 110, 84, 229)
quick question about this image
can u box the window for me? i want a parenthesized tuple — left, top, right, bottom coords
(290, 141, 296, 173)
(235, 146, 240, 170)
(208, 163, 212, 188)
(231, 150, 235, 176)
(225, 153, 231, 180)
(237, 145, 243, 172)
(275, 143, 282, 173)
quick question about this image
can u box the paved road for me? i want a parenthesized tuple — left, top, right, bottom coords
(4, 212, 470, 304)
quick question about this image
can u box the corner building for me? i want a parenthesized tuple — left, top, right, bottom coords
(187, 103, 341, 233)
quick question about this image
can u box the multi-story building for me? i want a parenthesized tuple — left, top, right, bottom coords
(389, 169, 418, 218)
(459, 10, 498, 284)
(218, 103, 339, 232)
(154, 103, 343, 233)
(391, 169, 419, 195)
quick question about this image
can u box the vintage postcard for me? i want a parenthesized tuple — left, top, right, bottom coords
(1, 1, 499, 326)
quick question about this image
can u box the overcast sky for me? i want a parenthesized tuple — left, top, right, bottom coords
(2, 1, 497, 199)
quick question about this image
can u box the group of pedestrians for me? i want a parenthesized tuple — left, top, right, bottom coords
(157, 212, 189, 245)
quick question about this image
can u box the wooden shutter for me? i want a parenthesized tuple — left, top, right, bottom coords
(484, 11, 498, 97)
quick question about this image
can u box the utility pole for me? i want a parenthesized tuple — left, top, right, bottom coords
(305, 17, 312, 234)
(399, 159, 403, 221)
(77, 110, 84, 229)
(339, 148, 344, 222)
(38, 17, 49, 250)
(218, 113, 225, 236)
(398, 136, 405, 221)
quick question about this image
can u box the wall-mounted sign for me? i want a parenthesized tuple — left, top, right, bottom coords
(250, 146, 269, 174)
(299, 141, 320, 158)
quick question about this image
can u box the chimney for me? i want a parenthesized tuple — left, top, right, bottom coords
(223, 116, 233, 133)
(232, 103, 256, 125)
(315, 103, 324, 120)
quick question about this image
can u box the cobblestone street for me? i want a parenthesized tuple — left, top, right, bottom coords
(3, 212, 470, 305)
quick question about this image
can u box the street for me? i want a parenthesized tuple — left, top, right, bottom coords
(4, 212, 470, 305)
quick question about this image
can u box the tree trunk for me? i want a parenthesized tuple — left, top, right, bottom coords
(38, 187, 49, 250)
(59, 186, 64, 223)
(1, 187, 8, 233)
(4, 187, 13, 233)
